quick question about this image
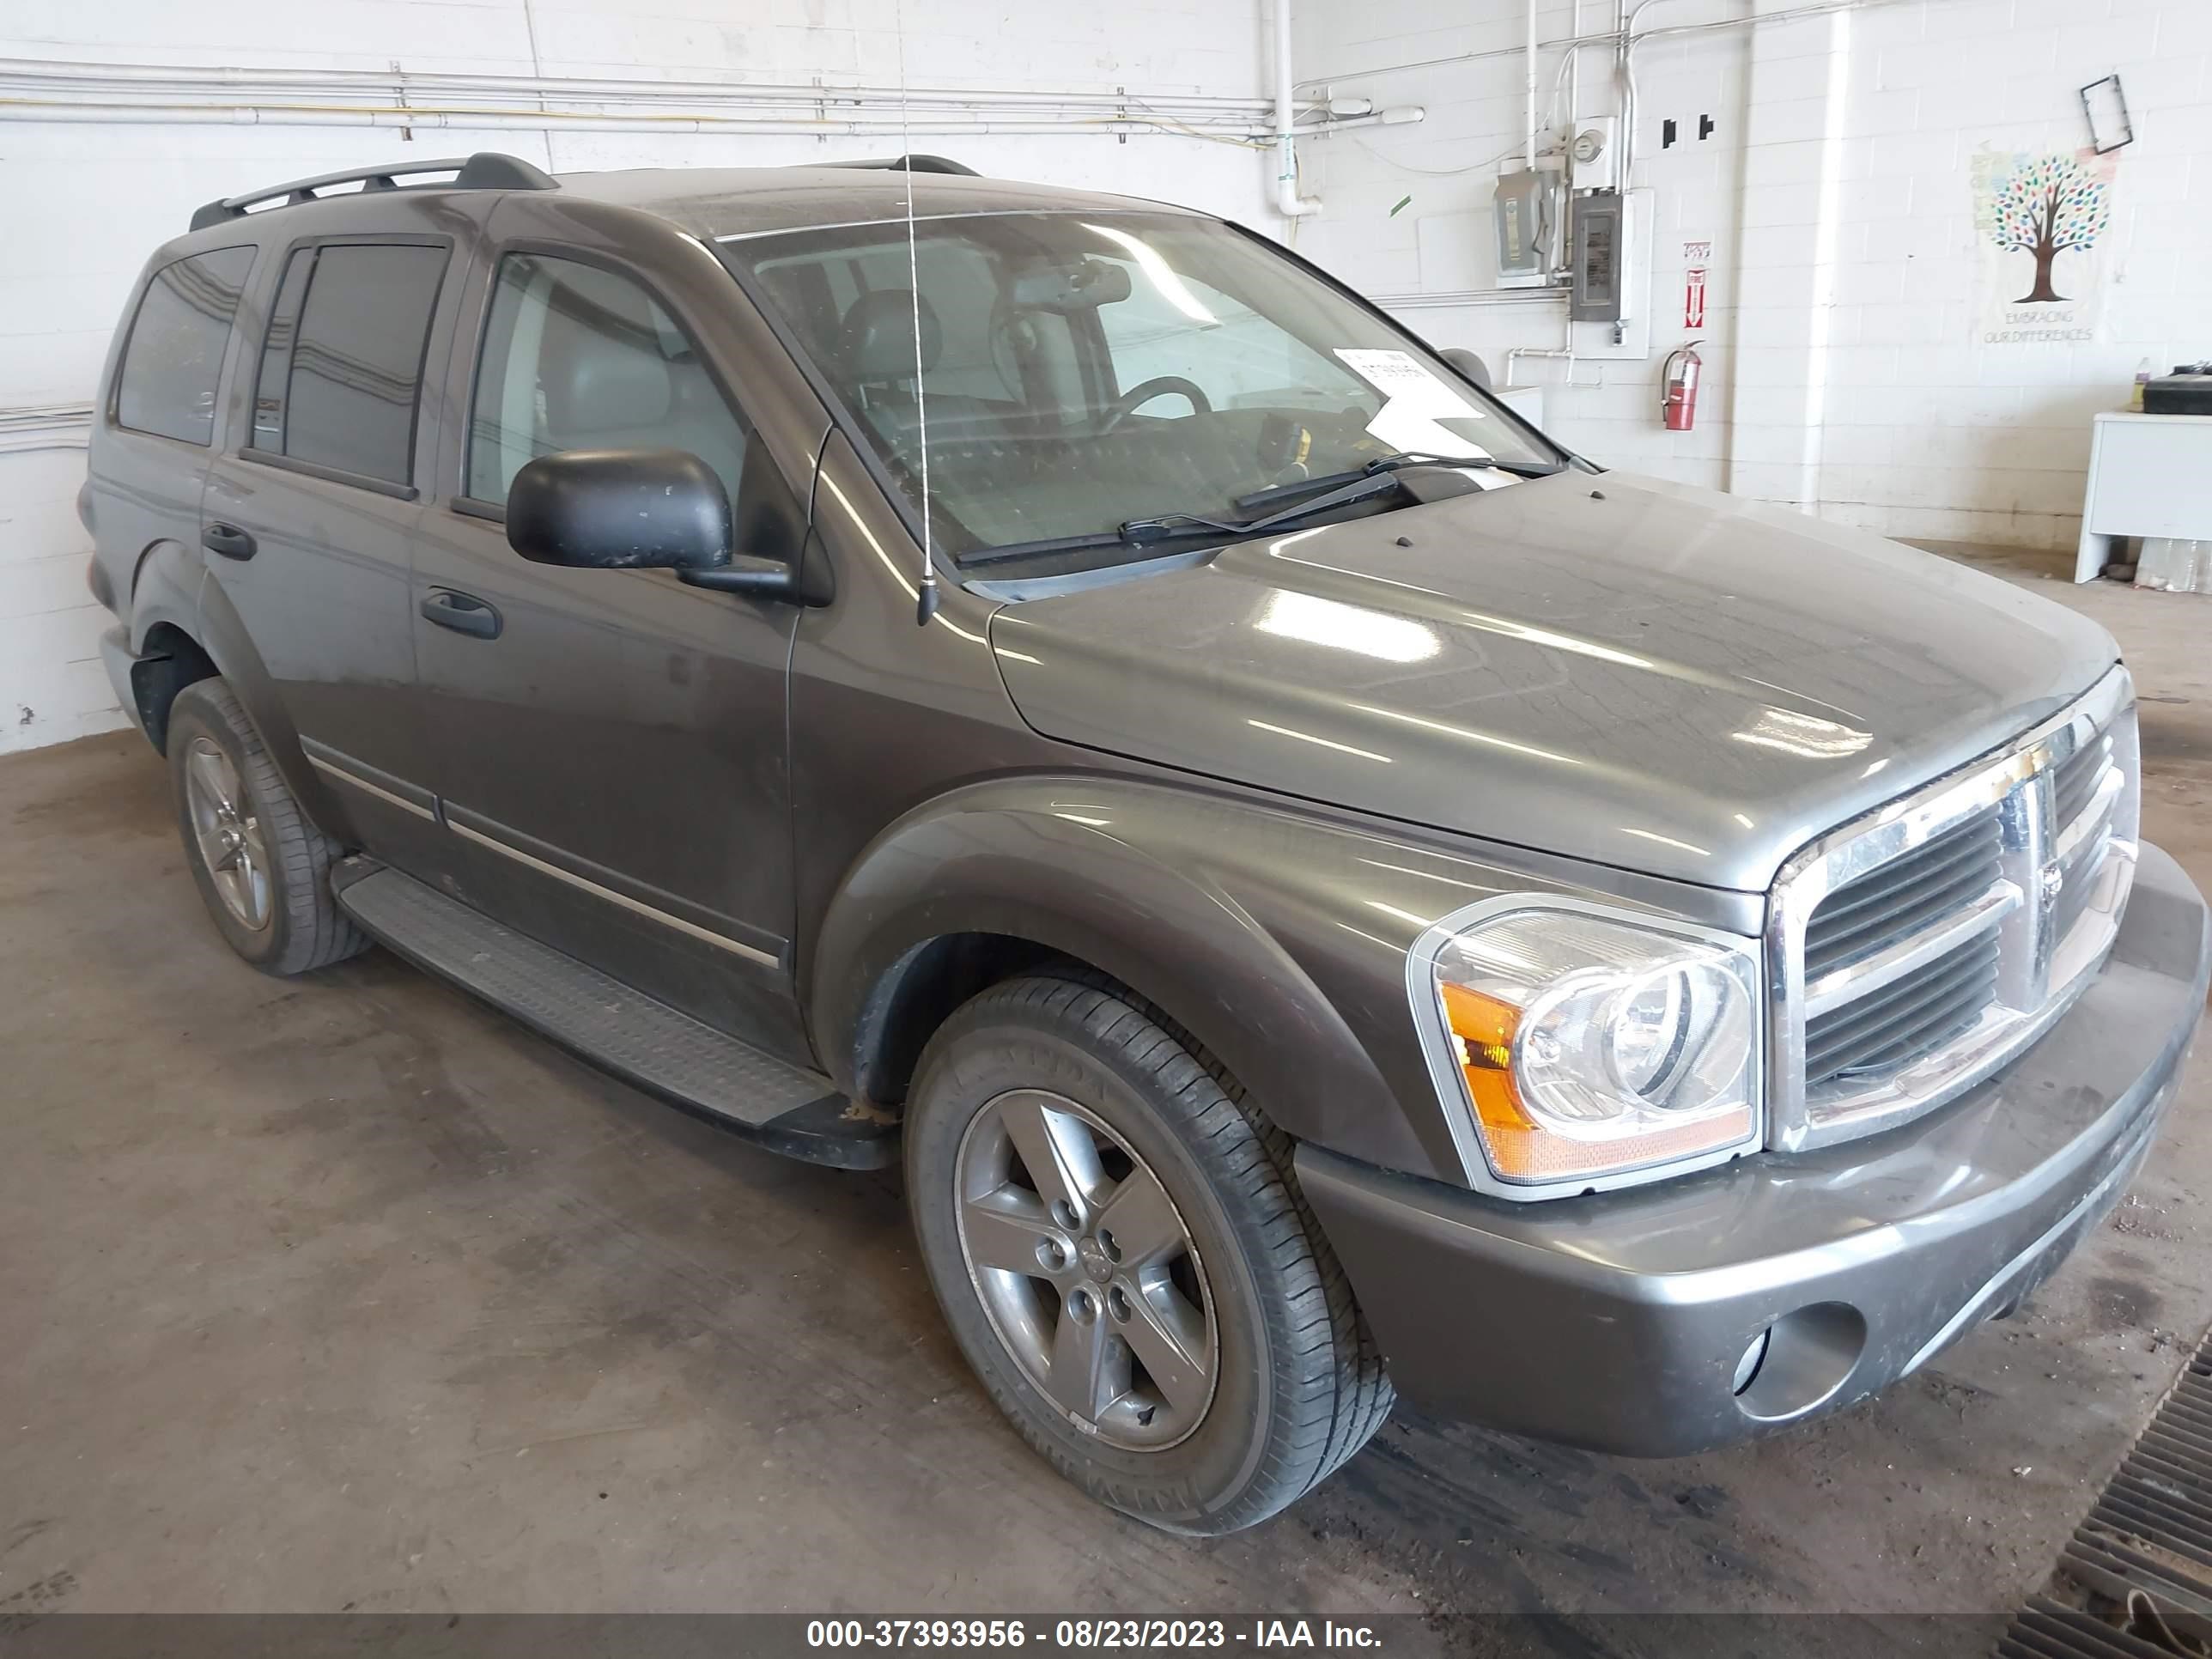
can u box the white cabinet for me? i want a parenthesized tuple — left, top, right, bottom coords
(2075, 411, 2212, 582)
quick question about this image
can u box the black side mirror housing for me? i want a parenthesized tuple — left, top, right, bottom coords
(508, 447, 732, 571)
(1438, 347, 1492, 390)
(506, 447, 828, 605)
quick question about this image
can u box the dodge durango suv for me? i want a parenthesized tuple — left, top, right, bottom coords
(84, 150, 2210, 1534)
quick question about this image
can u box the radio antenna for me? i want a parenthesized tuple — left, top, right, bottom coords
(895, 0, 940, 625)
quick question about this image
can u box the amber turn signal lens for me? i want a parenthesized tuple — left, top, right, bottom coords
(1440, 983, 1538, 1164)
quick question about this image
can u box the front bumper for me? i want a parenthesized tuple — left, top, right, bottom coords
(1300, 838, 2210, 1457)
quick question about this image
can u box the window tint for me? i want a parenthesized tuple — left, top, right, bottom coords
(114, 246, 256, 445)
(264, 244, 447, 485)
(250, 248, 313, 451)
(468, 253, 749, 506)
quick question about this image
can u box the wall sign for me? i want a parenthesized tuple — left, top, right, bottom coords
(1970, 145, 2119, 344)
(1683, 267, 1707, 329)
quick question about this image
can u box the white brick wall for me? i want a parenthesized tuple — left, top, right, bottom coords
(0, 0, 1273, 752)
(1292, 0, 2212, 550)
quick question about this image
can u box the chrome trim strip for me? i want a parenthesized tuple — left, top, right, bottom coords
(305, 752, 436, 822)
(1800, 878, 2021, 1019)
(447, 818, 782, 969)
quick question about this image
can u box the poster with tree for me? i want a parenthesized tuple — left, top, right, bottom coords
(1971, 146, 2119, 344)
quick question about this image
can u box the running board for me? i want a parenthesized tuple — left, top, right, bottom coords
(331, 859, 894, 1170)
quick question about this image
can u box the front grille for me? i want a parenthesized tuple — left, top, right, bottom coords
(1806, 933, 2001, 1084)
(2051, 730, 2120, 950)
(1802, 810, 2002, 981)
(2051, 732, 2111, 830)
(1768, 670, 2140, 1152)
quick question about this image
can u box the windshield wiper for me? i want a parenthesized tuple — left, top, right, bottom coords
(1234, 451, 1563, 512)
(955, 452, 1559, 571)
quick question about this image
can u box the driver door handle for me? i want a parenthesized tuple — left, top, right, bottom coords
(419, 587, 501, 640)
(202, 522, 256, 561)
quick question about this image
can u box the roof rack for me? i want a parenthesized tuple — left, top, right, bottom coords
(807, 155, 981, 177)
(189, 151, 558, 233)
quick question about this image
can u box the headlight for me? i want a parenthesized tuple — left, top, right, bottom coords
(1409, 900, 1763, 1197)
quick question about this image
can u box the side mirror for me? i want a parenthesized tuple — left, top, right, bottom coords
(1438, 347, 1492, 390)
(507, 447, 808, 600)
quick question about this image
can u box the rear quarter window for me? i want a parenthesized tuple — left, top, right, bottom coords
(113, 246, 258, 446)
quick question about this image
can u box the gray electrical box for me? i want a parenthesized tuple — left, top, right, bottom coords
(1492, 169, 1553, 289)
(1569, 191, 1626, 321)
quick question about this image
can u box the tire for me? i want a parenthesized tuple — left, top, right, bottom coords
(905, 974, 1393, 1534)
(167, 678, 369, 976)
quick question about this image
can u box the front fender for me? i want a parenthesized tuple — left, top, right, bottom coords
(811, 775, 1763, 1185)
(809, 774, 1459, 1177)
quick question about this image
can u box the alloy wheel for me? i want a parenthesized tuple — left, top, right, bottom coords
(183, 736, 271, 932)
(953, 1089, 1218, 1450)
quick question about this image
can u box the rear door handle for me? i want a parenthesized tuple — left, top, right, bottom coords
(202, 522, 256, 561)
(419, 587, 502, 640)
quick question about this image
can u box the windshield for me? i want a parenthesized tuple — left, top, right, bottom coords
(718, 210, 1564, 562)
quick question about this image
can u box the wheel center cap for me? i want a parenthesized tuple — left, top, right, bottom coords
(1077, 1237, 1112, 1283)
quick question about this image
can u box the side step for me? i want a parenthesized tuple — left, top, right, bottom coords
(331, 860, 894, 1170)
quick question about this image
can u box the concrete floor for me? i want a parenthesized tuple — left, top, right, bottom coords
(3, 551, 2209, 1632)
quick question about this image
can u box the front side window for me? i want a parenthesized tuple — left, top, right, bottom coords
(113, 246, 257, 446)
(252, 242, 447, 486)
(723, 212, 1561, 564)
(467, 252, 750, 507)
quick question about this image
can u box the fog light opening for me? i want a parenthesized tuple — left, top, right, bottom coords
(1733, 1328, 1771, 1396)
(1734, 1302, 1868, 1425)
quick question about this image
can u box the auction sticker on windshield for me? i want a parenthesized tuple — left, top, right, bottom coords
(1333, 348, 1492, 459)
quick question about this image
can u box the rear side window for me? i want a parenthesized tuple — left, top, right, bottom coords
(113, 246, 257, 446)
(251, 242, 447, 487)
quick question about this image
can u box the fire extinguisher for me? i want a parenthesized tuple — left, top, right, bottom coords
(1662, 341, 1703, 432)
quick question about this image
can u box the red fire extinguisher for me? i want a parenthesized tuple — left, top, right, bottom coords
(1662, 341, 1703, 432)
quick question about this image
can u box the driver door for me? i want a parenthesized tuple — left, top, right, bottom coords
(410, 245, 812, 1060)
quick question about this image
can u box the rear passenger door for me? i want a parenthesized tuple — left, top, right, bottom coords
(201, 229, 465, 878)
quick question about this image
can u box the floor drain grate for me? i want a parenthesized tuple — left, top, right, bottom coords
(1999, 1327, 2212, 1656)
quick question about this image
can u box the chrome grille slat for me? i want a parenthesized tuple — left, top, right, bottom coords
(1802, 811, 2003, 978)
(1767, 667, 2140, 1153)
(1807, 935, 2001, 1082)
(2053, 733, 2112, 830)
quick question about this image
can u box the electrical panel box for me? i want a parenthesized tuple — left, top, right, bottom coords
(1492, 169, 1554, 289)
(1569, 191, 1626, 322)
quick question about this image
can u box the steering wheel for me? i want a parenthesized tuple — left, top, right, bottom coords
(1102, 375, 1212, 431)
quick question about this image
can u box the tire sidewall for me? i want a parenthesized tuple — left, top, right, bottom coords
(168, 690, 289, 969)
(907, 1000, 1291, 1529)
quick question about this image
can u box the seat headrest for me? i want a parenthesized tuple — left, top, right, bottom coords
(540, 289, 673, 434)
(839, 289, 942, 384)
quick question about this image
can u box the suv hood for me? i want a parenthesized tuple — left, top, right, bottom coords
(986, 473, 2118, 892)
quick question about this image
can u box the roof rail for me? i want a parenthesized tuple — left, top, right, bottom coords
(807, 155, 981, 177)
(189, 151, 558, 233)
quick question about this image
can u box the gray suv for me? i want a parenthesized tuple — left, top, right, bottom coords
(86, 151, 2209, 1535)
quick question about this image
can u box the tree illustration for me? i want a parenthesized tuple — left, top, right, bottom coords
(1991, 153, 2110, 304)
